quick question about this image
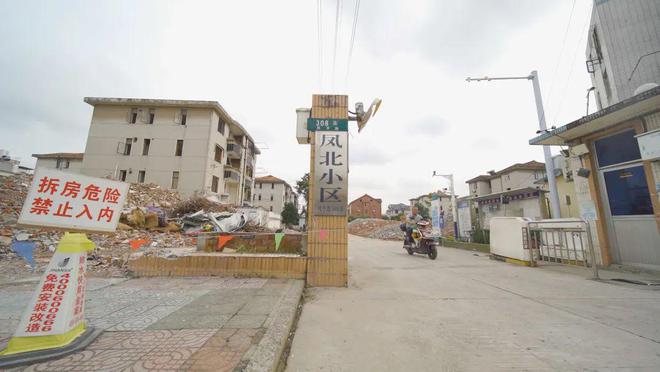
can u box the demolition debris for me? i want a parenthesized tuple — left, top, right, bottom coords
(348, 218, 403, 241)
(0, 173, 276, 281)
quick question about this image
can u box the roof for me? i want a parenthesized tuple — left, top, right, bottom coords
(465, 175, 491, 183)
(472, 187, 547, 201)
(32, 152, 84, 160)
(387, 203, 409, 208)
(529, 85, 660, 145)
(350, 194, 382, 204)
(465, 161, 545, 184)
(84, 97, 259, 153)
(255, 175, 286, 184)
(409, 191, 450, 202)
(255, 175, 293, 190)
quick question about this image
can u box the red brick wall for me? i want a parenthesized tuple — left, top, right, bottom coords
(349, 196, 382, 218)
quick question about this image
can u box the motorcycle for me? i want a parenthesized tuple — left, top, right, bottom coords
(400, 220, 438, 260)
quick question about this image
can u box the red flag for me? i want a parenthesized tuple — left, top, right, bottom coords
(217, 236, 234, 251)
(129, 239, 149, 250)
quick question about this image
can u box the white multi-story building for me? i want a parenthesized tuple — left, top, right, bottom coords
(32, 153, 83, 174)
(80, 97, 259, 205)
(586, 0, 660, 109)
(252, 175, 297, 215)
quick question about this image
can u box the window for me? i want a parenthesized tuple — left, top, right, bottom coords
(271, 183, 274, 189)
(171, 171, 180, 189)
(56, 159, 70, 169)
(143, 139, 151, 156)
(594, 130, 641, 168)
(129, 108, 138, 124)
(119, 170, 127, 181)
(180, 109, 187, 125)
(270, 206, 273, 212)
(565, 195, 571, 205)
(211, 176, 219, 193)
(148, 108, 155, 124)
(124, 138, 133, 155)
(214, 145, 223, 163)
(138, 170, 146, 183)
(175, 140, 183, 156)
(258, 195, 262, 201)
(259, 183, 262, 189)
(217, 119, 225, 135)
(270, 195, 274, 201)
(603, 166, 653, 216)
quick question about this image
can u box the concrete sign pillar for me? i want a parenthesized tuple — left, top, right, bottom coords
(306, 94, 349, 287)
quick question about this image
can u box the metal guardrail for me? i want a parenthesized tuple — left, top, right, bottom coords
(525, 219, 599, 279)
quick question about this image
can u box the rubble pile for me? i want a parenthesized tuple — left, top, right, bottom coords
(126, 182, 182, 210)
(0, 173, 279, 281)
(170, 197, 236, 217)
(348, 218, 403, 241)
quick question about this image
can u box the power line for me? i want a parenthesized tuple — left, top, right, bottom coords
(331, 0, 342, 90)
(345, 0, 361, 85)
(552, 7, 592, 124)
(317, 0, 323, 90)
(546, 0, 576, 108)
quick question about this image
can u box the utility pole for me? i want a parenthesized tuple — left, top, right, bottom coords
(466, 71, 562, 219)
(432, 172, 459, 238)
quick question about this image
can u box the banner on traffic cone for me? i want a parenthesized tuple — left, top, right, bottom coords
(0, 233, 95, 356)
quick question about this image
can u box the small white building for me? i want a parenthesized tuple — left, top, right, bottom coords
(0, 150, 33, 176)
(32, 153, 83, 174)
(252, 175, 297, 215)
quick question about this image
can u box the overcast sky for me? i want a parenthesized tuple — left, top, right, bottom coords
(0, 0, 595, 208)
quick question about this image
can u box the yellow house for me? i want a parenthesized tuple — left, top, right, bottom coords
(536, 154, 579, 218)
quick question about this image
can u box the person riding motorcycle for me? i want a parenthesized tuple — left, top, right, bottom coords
(401, 206, 423, 245)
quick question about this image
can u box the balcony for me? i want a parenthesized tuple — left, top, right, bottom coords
(227, 143, 243, 159)
(224, 167, 241, 183)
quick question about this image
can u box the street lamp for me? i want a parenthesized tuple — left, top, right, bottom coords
(432, 171, 458, 239)
(466, 71, 561, 219)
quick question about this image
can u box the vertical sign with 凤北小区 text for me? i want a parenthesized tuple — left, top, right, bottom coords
(313, 131, 348, 216)
(18, 168, 129, 233)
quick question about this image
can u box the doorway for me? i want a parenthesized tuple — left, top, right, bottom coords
(594, 129, 660, 268)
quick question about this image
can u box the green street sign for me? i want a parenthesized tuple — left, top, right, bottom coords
(307, 118, 348, 132)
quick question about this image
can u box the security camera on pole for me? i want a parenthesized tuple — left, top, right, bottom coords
(466, 71, 562, 219)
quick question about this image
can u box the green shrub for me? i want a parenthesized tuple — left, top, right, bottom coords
(472, 229, 490, 244)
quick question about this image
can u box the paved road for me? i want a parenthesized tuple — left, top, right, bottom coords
(287, 235, 660, 371)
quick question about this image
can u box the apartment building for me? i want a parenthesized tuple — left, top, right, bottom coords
(252, 175, 297, 214)
(80, 97, 259, 205)
(586, 0, 660, 109)
(465, 161, 549, 229)
(32, 153, 83, 174)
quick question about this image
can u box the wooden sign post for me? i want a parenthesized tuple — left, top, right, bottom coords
(306, 94, 349, 287)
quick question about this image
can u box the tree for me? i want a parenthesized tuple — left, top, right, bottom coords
(295, 173, 309, 206)
(415, 202, 430, 219)
(281, 202, 299, 226)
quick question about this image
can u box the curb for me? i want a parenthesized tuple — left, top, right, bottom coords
(244, 280, 305, 372)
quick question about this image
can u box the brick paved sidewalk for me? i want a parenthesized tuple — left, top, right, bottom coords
(0, 277, 303, 371)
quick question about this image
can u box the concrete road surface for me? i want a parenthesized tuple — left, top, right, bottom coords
(287, 235, 660, 371)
